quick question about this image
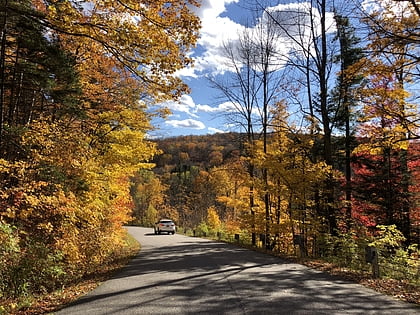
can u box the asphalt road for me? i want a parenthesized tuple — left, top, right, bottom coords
(55, 226, 419, 314)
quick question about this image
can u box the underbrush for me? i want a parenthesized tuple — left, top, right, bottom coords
(318, 225, 419, 286)
(0, 233, 140, 315)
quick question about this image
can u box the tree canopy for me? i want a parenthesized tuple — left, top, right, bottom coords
(0, 0, 200, 302)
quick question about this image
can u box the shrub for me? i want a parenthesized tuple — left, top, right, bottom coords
(0, 222, 21, 298)
(196, 221, 209, 237)
(0, 221, 67, 299)
(370, 225, 419, 284)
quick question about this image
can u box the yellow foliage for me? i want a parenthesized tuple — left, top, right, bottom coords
(0, 0, 202, 299)
(207, 207, 221, 230)
(224, 218, 241, 236)
(352, 1, 419, 154)
(42, 0, 201, 100)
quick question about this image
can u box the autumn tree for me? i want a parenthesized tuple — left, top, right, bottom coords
(248, 101, 334, 253)
(210, 156, 250, 221)
(331, 13, 363, 227)
(359, 0, 420, 74)
(131, 170, 168, 226)
(34, 0, 201, 99)
(208, 25, 261, 244)
(206, 206, 221, 232)
(0, 0, 81, 156)
(209, 9, 287, 245)
(352, 0, 419, 243)
(0, 0, 201, 300)
(257, 0, 345, 236)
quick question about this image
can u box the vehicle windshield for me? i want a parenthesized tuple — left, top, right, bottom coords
(160, 220, 173, 224)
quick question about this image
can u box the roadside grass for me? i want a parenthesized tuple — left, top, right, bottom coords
(1, 234, 140, 315)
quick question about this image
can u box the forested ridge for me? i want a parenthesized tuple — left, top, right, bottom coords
(1, 0, 420, 312)
(135, 132, 420, 246)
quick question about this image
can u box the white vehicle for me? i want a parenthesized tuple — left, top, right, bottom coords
(154, 219, 176, 235)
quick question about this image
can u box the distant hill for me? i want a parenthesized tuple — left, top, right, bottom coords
(152, 132, 245, 170)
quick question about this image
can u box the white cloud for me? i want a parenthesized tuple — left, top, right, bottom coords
(195, 104, 215, 113)
(362, 0, 413, 17)
(193, 0, 239, 18)
(159, 95, 199, 118)
(196, 101, 236, 113)
(180, 0, 245, 77)
(251, 2, 336, 71)
(208, 127, 227, 134)
(159, 93, 237, 117)
(264, 2, 336, 37)
(180, 0, 337, 78)
(166, 119, 206, 130)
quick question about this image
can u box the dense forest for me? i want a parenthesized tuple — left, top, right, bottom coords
(0, 0, 419, 310)
(133, 132, 420, 249)
(0, 0, 200, 305)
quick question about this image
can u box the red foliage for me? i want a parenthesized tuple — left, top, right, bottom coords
(349, 141, 419, 242)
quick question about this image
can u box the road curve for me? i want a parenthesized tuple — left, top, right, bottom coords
(55, 226, 419, 315)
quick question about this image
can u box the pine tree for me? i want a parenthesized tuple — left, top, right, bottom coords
(331, 13, 363, 228)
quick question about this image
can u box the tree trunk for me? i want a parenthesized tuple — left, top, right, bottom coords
(0, 0, 8, 151)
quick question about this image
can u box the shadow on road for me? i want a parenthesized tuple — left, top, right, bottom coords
(59, 229, 420, 314)
(143, 233, 157, 236)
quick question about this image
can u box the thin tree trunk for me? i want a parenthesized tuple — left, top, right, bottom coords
(319, 0, 336, 234)
(8, 43, 20, 125)
(0, 0, 8, 151)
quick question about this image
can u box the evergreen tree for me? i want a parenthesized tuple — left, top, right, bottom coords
(331, 13, 363, 228)
(0, 0, 80, 159)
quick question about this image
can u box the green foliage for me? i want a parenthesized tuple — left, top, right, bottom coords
(0, 222, 66, 299)
(0, 222, 20, 297)
(316, 231, 369, 270)
(191, 208, 224, 238)
(144, 205, 158, 226)
(370, 225, 406, 253)
(21, 242, 66, 294)
(368, 225, 419, 283)
(196, 221, 210, 237)
(312, 225, 419, 284)
(379, 245, 420, 283)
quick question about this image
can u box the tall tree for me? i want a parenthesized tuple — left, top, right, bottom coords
(209, 15, 285, 245)
(32, 0, 201, 98)
(0, 0, 201, 298)
(332, 13, 363, 227)
(208, 31, 258, 228)
(352, 0, 419, 242)
(262, 0, 340, 234)
(253, 13, 287, 248)
(0, 0, 81, 156)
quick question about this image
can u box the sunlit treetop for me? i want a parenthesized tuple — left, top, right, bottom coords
(32, 0, 201, 101)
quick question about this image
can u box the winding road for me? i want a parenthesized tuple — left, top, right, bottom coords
(55, 226, 419, 314)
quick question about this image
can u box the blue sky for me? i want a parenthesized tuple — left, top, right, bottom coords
(151, 0, 338, 138)
(146, 0, 416, 139)
(151, 0, 247, 138)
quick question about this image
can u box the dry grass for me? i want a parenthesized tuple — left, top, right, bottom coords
(302, 259, 420, 305)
